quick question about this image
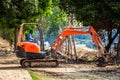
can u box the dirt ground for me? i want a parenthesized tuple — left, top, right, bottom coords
(0, 53, 120, 80)
(31, 64, 120, 80)
(0, 53, 32, 80)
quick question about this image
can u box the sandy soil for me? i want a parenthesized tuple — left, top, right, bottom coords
(0, 69, 32, 80)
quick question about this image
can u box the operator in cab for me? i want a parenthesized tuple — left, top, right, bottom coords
(26, 30, 40, 46)
(26, 30, 34, 42)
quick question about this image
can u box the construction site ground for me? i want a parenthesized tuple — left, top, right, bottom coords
(0, 53, 120, 80)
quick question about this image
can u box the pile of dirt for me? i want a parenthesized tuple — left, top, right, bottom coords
(60, 43, 104, 61)
(0, 37, 12, 52)
(59, 47, 103, 61)
(76, 48, 102, 61)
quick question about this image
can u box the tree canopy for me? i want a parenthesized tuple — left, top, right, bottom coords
(0, 0, 53, 28)
(46, 7, 67, 36)
(0, 0, 55, 46)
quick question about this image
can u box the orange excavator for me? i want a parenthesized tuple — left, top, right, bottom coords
(16, 23, 105, 67)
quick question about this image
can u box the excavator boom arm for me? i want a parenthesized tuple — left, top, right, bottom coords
(52, 26, 104, 52)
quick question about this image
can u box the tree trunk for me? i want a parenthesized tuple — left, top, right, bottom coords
(105, 30, 119, 52)
(117, 34, 120, 60)
(14, 27, 18, 52)
(37, 24, 44, 51)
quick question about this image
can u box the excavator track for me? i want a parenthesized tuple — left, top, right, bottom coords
(20, 59, 59, 68)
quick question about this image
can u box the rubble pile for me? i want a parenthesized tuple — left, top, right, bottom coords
(0, 37, 12, 52)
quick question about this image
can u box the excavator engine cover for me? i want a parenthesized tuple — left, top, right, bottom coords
(16, 42, 46, 59)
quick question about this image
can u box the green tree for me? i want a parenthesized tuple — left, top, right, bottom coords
(59, 0, 120, 51)
(36, 6, 67, 42)
(0, 0, 53, 49)
(46, 7, 67, 36)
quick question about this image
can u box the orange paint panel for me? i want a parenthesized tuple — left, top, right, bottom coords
(17, 42, 40, 53)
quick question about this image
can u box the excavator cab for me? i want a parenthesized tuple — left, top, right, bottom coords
(16, 23, 45, 58)
(16, 23, 58, 67)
